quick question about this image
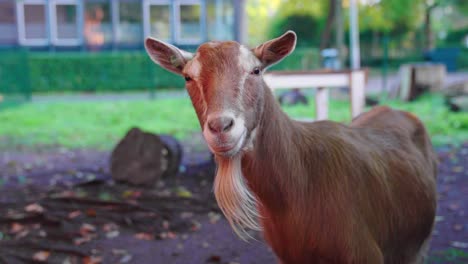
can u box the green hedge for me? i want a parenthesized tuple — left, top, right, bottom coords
(28, 52, 185, 92)
(0, 49, 31, 107)
(23, 49, 320, 93)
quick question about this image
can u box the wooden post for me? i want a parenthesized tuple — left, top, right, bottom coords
(316, 87, 329, 120)
(350, 70, 365, 118)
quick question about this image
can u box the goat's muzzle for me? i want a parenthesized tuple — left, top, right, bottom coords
(203, 113, 247, 157)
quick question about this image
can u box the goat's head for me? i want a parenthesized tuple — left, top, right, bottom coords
(145, 31, 296, 158)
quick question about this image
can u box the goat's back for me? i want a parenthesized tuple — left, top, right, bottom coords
(259, 106, 438, 263)
(351, 106, 437, 170)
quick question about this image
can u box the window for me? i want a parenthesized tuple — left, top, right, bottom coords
(17, 0, 48, 45)
(117, 0, 142, 45)
(50, 0, 80, 45)
(84, 1, 112, 49)
(206, 0, 233, 41)
(176, 1, 201, 43)
(147, 3, 170, 41)
(0, 0, 17, 44)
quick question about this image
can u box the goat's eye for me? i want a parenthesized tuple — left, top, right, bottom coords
(184, 76, 192, 81)
(251, 67, 261, 75)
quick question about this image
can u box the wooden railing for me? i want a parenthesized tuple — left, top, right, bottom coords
(264, 69, 368, 120)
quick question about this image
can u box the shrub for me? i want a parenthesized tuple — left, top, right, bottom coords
(1, 49, 322, 94)
(28, 52, 185, 93)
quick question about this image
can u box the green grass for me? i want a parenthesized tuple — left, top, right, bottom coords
(429, 248, 468, 264)
(0, 93, 466, 150)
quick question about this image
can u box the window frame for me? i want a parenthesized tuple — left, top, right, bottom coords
(16, 0, 49, 46)
(49, 0, 82, 46)
(0, 0, 18, 45)
(115, 0, 143, 47)
(143, 0, 172, 43)
(174, 0, 203, 45)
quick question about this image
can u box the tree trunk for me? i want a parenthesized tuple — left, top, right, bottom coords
(424, 3, 438, 51)
(320, 0, 337, 50)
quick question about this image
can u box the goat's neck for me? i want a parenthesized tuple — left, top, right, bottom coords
(241, 83, 301, 211)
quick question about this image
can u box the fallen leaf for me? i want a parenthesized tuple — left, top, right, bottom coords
(10, 223, 24, 234)
(82, 256, 102, 264)
(167, 231, 177, 239)
(176, 186, 192, 198)
(98, 192, 113, 201)
(86, 208, 97, 217)
(453, 224, 463, 231)
(112, 249, 128, 255)
(25, 203, 45, 214)
(206, 255, 221, 263)
(134, 232, 154, 240)
(32, 251, 50, 262)
(119, 254, 132, 263)
(106, 230, 120, 239)
(74, 236, 92, 246)
(15, 229, 29, 239)
(80, 223, 96, 236)
(180, 212, 194, 219)
(68, 210, 82, 219)
(103, 222, 119, 232)
(191, 220, 202, 231)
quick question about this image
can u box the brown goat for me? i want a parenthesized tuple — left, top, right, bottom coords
(145, 31, 438, 264)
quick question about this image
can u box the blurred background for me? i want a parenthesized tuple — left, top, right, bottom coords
(0, 1, 467, 263)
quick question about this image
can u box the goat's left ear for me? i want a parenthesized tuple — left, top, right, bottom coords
(145, 37, 193, 75)
(253, 30, 297, 69)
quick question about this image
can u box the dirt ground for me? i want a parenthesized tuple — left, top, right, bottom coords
(0, 139, 467, 264)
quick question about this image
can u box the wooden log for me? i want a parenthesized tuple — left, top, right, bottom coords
(110, 128, 182, 186)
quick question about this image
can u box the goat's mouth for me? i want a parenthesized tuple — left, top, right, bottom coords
(206, 131, 247, 158)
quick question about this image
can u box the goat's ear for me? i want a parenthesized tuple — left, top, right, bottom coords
(253, 30, 297, 69)
(145, 37, 193, 75)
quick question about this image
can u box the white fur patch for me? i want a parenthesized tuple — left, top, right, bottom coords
(238, 45, 261, 72)
(184, 53, 207, 115)
(185, 54, 201, 79)
(237, 46, 260, 110)
(214, 155, 261, 240)
(243, 127, 257, 152)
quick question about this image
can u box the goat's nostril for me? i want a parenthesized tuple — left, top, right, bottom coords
(225, 119, 234, 131)
(208, 117, 235, 133)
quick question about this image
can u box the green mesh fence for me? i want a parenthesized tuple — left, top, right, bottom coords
(0, 49, 31, 109)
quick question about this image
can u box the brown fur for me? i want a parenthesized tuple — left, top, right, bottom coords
(242, 87, 437, 263)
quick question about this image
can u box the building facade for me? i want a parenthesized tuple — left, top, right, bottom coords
(0, 0, 242, 50)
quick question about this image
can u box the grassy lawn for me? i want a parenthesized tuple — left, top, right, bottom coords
(0, 93, 466, 150)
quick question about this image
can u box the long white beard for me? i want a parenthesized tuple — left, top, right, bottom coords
(213, 155, 262, 240)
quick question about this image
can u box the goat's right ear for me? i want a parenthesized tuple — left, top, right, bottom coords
(253, 30, 297, 69)
(145, 37, 193, 75)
